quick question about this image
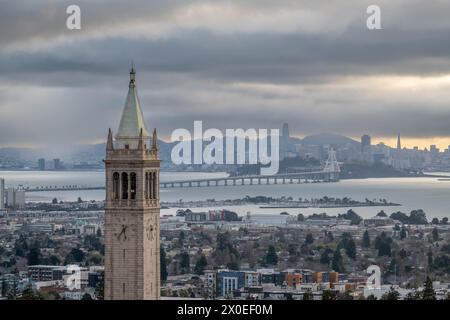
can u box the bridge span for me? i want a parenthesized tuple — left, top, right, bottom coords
(23, 150, 340, 191)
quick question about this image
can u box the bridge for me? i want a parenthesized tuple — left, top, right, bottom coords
(161, 148, 341, 188)
(22, 149, 340, 191)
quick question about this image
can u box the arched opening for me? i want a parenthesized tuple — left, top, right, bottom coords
(113, 172, 120, 200)
(149, 171, 153, 199)
(152, 172, 156, 199)
(121, 172, 128, 199)
(130, 172, 136, 200)
(145, 172, 149, 199)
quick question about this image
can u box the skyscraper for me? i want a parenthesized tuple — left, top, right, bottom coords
(361, 134, 371, 153)
(397, 133, 401, 150)
(38, 158, 45, 170)
(104, 67, 161, 300)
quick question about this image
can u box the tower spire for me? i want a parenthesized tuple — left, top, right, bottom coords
(129, 62, 136, 86)
(107, 128, 114, 150)
(152, 128, 159, 151)
(397, 133, 401, 150)
(138, 128, 145, 150)
(115, 67, 150, 149)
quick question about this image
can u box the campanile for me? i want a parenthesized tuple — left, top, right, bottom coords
(104, 67, 160, 300)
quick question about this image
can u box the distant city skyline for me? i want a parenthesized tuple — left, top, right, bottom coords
(1, 1, 450, 150)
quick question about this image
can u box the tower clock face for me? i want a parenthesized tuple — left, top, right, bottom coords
(113, 217, 136, 242)
(145, 216, 156, 241)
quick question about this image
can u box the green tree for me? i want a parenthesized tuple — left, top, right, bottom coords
(400, 227, 407, 240)
(1, 279, 8, 297)
(265, 245, 278, 265)
(81, 293, 93, 300)
(179, 251, 190, 274)
(381, 286, 400, 300)
(366, 294, 377, 300)
(304, 234, 314, 245)
(194, 254, 208, 275)
(362, 230, 370, 248)
(320, 248, 333, 265)
(27, 247, 41, 265)
(338, 233, 356, 259)
(322, 290, 337, 300)
(66, 248, 85, 263)
(20, 285, 39, 300)
(160, 246, 168, 282)
(95, 277, 104, 300)
(332, 249, 344, 273)
(375, 232, 392, 257)
(49, 255, 61, 265)
(432, 227, 439, 242)
(422, 276, 436, 300)
(302, 290, 313, 300)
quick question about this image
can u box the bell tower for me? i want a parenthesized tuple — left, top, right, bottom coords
(104, 67, 160, 300)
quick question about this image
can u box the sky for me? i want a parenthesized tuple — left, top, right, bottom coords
(1, 0, 450, 150)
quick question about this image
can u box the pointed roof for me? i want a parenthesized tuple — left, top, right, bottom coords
(115, 67, 150, 144)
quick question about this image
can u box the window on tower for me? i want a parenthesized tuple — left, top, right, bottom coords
(121, 172, 128, 199)
(130, 172, 136, 200)
(113, 172, 120, 200)
(152, 172, 156, 199)
(145, 172, 149, 199)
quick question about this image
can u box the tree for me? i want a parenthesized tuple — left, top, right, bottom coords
(1, 279, 8, 297)
(20, 285, 39, 300)
(265, 245, 278, 265)
(96, 228, 102, 237)
(409, 209, 428, 224)
(422, 276, 436, 300)
(302, 290, 313, 300)
(375, 232, 392, 257)
(320, 248, 333, 265)
(366, 294, 377, 300)
(362, 230, 370, 248)
(52, 198, 58, 204)
(77, 197, 83, 203)
(322, 290, 337, 300)
(432, 227, 439, 242)
(332, 249, 344, 273)
(179, 251, 190, 274)
(49, 255, 61, 265)
(377, 210, 387, 217)
(66, 248, 85, 263)
(338, 209, 362, 225)
(304, 234, 314, 245)
(27, 247, 41, 265)
(405, 291, 422, 300)
(95, 277, 104, 300)
(160, 246, 168, 282)
(400, 227, 407, 240)
(431, 218, 439, 225)
(338, 233, 356, 259)
(297, 214, 305, 222)
(81, 293, 93, 300)
(381, 286, 400, 300)
(194, 254, 208, 275)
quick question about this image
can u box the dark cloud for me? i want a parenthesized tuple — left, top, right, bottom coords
(0, 0, 450, 147)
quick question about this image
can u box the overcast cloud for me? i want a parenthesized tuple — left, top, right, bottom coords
(1, 0, 450, 148)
